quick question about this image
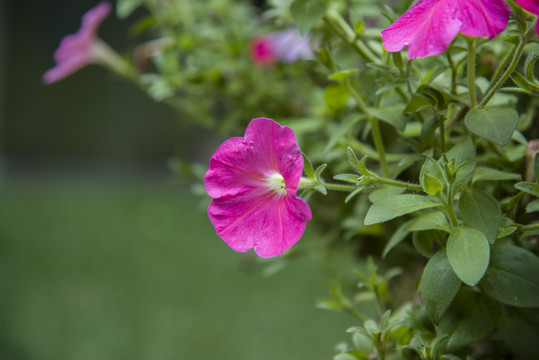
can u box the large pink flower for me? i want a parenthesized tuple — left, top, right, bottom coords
(204, 118, 312, 257)
(381, 0, 511, 59)
(43, 2, 112, 84)
(515, 0, 539, 35)
(250, 28, 313, 66)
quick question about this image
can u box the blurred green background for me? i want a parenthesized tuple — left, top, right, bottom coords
(0, 1, 353, 359)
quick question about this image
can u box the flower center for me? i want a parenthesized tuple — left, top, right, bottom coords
(266, 173, 287, 195)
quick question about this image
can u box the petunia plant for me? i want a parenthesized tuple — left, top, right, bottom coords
(44, 0, 539, 358)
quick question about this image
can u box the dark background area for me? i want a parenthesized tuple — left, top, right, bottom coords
(0, 1, 353, 359)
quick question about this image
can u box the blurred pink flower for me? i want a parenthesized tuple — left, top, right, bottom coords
(204, 117, 312, 257)
(381, 0, 511, 59)
(515, 0, 539, 35)
(250, 28, 313, 66)
(43, 2, 112, 84)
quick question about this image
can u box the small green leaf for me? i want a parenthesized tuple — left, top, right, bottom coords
(315, 164, 328, 179)
(527, 199, 539, 213)
(347, 147, 361, 172)
(324, 84, 350, 113)
(472, 166, 521, 183)
(480, 245, 539, 307)
(446, 138, 476, 193)
(423, 173, 443, 196)
(368, 105, 407, 131)
(345, 187, 366, 203)
(525, 53, 539, 85)
(420, 157, 445, 192)
(447, 227, 490, 286)
(354, 21, 365, 35)
(405, 211, 451, 233)
(334, 174, 360, 184)
(329, 69, 358, 83)
(302, 152, 315, 179)
(290, 0, 327, 35)
(364, 195, 441, 225)
(464, 107, 519, 146)
(420, 250, 461, 323)
(458, 188, 501, 244)
(515, 181, 539, 197)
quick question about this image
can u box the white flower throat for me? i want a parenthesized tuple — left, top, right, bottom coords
(266, 173, 287, 195)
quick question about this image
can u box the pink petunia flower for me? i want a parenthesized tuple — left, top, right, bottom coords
(43, 2, 112, 84)
(250, 28, 314, 66)
(204, 117, 312, 257)
(515, 0, 539, 35)
(381, 0, 511, 59)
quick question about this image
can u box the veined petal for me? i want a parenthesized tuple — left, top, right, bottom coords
(204, 137, 268, 199)
(243, 118, 303, 193)
(515, 0, 539, 15)
(381, 0, 461, 59)
(381, 0, 510, 59)
(458, 0, 510, 39)
(208, 192, 312, 257)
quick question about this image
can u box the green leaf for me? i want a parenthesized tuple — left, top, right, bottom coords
(368, 105, 407, 131)
(499, 308, 539, 359)
(423, 174, 443, 196)
(515, 181, 539, 197)
(438, 289, 500, 350)
(472, 166, 521, 183)
(525, 53, 539, 85)
(420, 250, 461, 323)
(364, 195, 441, 225)
(347, 147, 362, 173)
(412, 231, 434, 258)
(447, 227, 490, 286)
(464, 107, 519, 146)
(334, 174, 360, 184)
(420, 157, 445, 193)
(480, 245, 539, 307)
(329, 69, 358, 83)
(290, 0, 327, 35)
(527, 199, 539, 213)
(302, 152, 315, 179)
(382, 220, 412, 258)
(446, 138, 476, 193)
(458, 188, 501, 244)
(534, 153, 539, 182)
(405, 211, 451, 233)
(324, 84, 350, 113)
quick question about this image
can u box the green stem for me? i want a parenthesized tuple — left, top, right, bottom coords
(323, 14, 379, 64)
(344, 79, 389, 176)
(349, 139, 409, 163)
(518, 222, 539, 232)
(479, 34, 526, 108)
(324, 182, 357, 192)
(446, 49, 457, 95)
(438, 113, 446, 153)
(466, 38, 478, 108)
(367, 174, 423, 191)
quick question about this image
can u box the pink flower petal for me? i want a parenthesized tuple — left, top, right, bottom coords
(382, 0, 510, 59)
(207, 191, 311, 257)
(204, 117, 312, 257)
(515, 0, 539, 15)
(458, 0, 511, 38)
(43, 2, 111, 84)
